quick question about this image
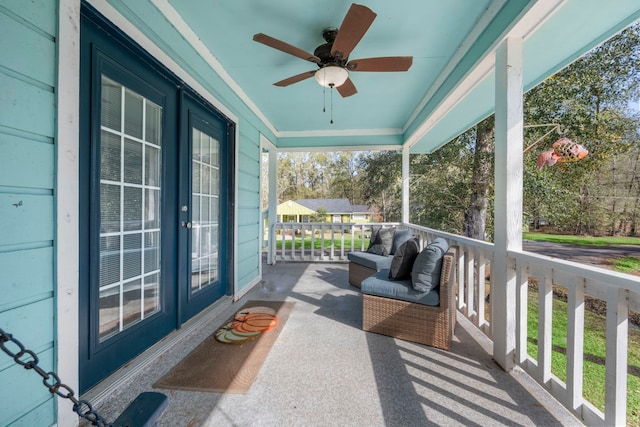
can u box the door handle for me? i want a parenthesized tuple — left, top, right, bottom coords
(181, 221, 192, 229)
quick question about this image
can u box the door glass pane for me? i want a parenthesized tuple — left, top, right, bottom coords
(98, 75, 162, 342)
(191, 127, 220, 293)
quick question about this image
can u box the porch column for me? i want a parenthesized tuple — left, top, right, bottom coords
(57, 1, 81, 426)
(493, 37, 523, 371)
(267, 143, 277, 264)
(401, 146, 410, 223)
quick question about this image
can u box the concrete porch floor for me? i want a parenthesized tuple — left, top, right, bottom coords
(82, 261, 583, 426)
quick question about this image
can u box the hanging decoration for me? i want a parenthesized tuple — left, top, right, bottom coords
(535, 137, 588, 169)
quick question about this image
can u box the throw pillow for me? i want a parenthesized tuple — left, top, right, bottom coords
(367, 244, 389, 256)
(411, 238, 449, 293)
(367, 227, 380, 250)
(366, 226, 395, 255)
(377, 227, 395, 254)
(388, 237, 420, 280)
(390, 229, 413, 255)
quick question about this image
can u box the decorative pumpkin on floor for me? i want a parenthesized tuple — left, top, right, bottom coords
(215, 306, 279, 344)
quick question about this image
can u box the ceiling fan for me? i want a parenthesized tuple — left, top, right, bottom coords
(253, 3, 413, 98)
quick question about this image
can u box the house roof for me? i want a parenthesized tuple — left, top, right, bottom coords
(350, 204, 370, 214)
(276, 200, 317, 216)
(295, 198, 370, 214)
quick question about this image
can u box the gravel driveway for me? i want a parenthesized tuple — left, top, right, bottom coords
(523, 240, 640, 270)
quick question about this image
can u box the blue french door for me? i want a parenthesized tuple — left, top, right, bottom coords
(79, 5, 232, 392)
(178, 93, 230, 323)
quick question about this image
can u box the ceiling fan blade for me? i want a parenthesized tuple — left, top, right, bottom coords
(337, 77, 357, 97)
(347, 56, 413, 72)
(331, 4, 377, 61)
(274, 70, 316, 87)
(253, 33, 321, 63)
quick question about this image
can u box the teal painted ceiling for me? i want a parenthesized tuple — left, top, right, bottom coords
(103, 0, 640, 152)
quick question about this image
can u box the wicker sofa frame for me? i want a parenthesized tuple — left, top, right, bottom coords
(362, 246, 457, 350)
(349, 261, 378, 288)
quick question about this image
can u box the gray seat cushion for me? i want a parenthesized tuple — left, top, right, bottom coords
(347, 251, 393, 270)
(361, 269, 440, 306)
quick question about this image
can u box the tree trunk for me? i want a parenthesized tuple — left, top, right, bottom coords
(464, 117, 494, 240)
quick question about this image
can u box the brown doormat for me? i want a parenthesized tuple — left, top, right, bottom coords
(153, 300, 294, 393)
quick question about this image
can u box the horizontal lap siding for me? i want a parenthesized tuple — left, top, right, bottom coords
(236, 125, 261, 290)
(0, 0, 57, 425)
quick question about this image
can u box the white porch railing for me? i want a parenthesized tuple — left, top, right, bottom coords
(270, 221, 640, 425)
(271, 222, 394, 262)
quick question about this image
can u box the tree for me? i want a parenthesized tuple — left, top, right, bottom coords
(310, 207, 328, 223)
(464, 116, 494, 240)
(523, 22, 640, 235)
(360, 151, 402, 222)
(410, 137, 474, 234)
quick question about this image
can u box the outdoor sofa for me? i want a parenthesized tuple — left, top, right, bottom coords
(348, 229, 457, 350)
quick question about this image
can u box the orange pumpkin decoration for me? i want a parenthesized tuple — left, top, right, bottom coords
(215, 322, 261, 344)
(232, 313, 278, 333)
(234, 306, 276, 320)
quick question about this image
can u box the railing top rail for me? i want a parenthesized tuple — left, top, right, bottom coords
(274, 222, 401, 226)
(509, 249, 640, 292)
(405, 223, 495, 251)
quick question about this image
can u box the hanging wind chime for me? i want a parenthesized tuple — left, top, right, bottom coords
(523, 124, 588, 170)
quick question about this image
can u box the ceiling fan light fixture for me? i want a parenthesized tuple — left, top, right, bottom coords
(314, 65, 348, 88)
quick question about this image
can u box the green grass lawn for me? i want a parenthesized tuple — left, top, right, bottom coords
(615, 257, 640, 274)
(527, 289, 640, 426)
(274, 233, 369, 251)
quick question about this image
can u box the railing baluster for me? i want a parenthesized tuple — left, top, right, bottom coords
(330, 226, 335, 260)
(280, 224, 285, 260)
(300, 223, 305, 260)
(311, 224, 316, 260)
(457, 248, 466, 311)
(515, 257, 528, 364)
(320, 224, 325, 260)
(349, 224, 354, 254)
(604, 286, 629, 426)
(477, 251, 487, 329)
(465, 246, 475, 321)
(290, 223, 296, 260)
(566, 276, 585, 413)
(539, 266, 553, 384)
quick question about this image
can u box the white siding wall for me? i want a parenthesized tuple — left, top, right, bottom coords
(0, 0, 58, 424)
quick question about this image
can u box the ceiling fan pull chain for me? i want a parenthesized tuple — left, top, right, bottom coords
(322, 84, 326, 113)
(330, 85, 334, 124)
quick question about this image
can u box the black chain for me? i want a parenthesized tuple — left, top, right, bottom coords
(0, 328, 111, 427)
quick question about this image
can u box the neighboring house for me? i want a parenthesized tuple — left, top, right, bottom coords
(275, 200, 316, 223)
(277, 198, 372, 223)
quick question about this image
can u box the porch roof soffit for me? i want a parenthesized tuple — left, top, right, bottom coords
(91, 0, 640, 154)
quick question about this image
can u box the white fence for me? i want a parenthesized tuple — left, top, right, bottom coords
(270, 221, 640, 425)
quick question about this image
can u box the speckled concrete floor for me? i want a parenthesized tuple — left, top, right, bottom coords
(82, 261, 583, 427)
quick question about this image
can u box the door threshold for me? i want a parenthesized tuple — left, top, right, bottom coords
(81, 295, 233, 406)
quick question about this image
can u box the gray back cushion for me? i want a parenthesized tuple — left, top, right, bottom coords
(367, 227, 395, 256)
(411, 238, 449, 293)
(390, 229, 413, 255)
